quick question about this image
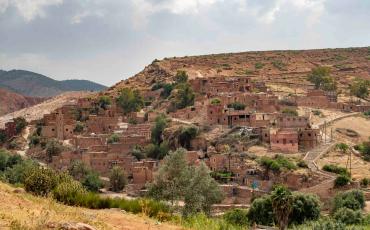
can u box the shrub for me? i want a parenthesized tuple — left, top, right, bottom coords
(290, 193, 321, 225)
(160, 83, 174, 98)
(333, 189, 365, 212)
(53, 180, 87, 205)
(322, 164, 349, 176)
(107, 134, 120, 144)
(74, 122, 84, 133)
(312, 110, 322, 116)
(109, 166, 127, 192)
(24, 167, 58, 196)
(227, 102, 246, 110)
(297, 160, 308, 168)
(98, 96, 111, 109)
(29, 134, 41, 146)
(210, 98, 221, 105)
(293, 219, 345, 230)
(184, 213, 244, 230)
(0, 149, 10, 171)
(247, 196, 274, 226)
(151, 114, 167, 145)
(116, 88, 144, 115)
(172, 83, 195, 109)
(255, 62, 264, 69)
(333, 207, 363, 225)
(178, 126, 198, 149)
(282, 108, 298, 116)
(4, 160, 37, 184)
(174, 70, 188, 83)
(82, 172, 103, 192)
(223, 208, 249, 226)
(334, 175, 350, 187)
(13, 117, 27, 134)
(360, 178, 370, 187)
(45, 140, 63, 162)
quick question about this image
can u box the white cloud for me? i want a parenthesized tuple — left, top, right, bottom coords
(70, 10, 104, 24)
(0, 0, 63, 22)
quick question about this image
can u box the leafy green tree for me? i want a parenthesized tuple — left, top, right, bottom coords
(13, 117, 27, 134)
(350, 78, 369, 99)
(307, 66, 331, 89)
(183, 163, 223, 216)
(74, 122, 84, 133)
(24, 167, 58, 196)
(148, 148, 190, 205)
(178, 125, 198, 149)
(172, 83, 195, 109)
(98, 96, 112, 109)
(290, 193, 321, 225)
(107, 134, 120, 144)
(333, 207, 363, 225)
(109, 166, 127, 192)
(68, 160, 91, 181)
(82, 172, 103, 192)
(53, 180, 86, 205)
(45, 140, 63, 162)
(271, 185, 293, 230)
(0, 131, 7, 143)
(333, 189, 365, 212)
(227, 102, 246, 110)
(6, 154, 22, 168)
(247, 196, 274, 226)
(4, 160, 37, 184)
(151, 114, 167, 145)
(0, 149, 10, 171)
(223, 209, 249, 226)
(335, 143, 349, 154)
(174, 70, 189, 83)
(116, 88, 144, 114)
(160, 83, 174, 98)
(210, 98, 221, 105)
(334, 175, 351, 187)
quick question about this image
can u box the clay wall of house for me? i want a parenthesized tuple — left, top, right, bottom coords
(77, 98, 94, 109)
(209, 154, 228, 171)
(338, 102, 370, 112)
(89, 145, 108, 152)
(298, 128, 320, 150)
(51, 151, 82, 170)
(43, 114, 56, 125)
(124, 124, 152, 140)
(250, 113, 275, 127)
(132, 166, 154, 187)
(207, 104, 224, 125)
(86, 115, 118, 133)
(41, 126, 56, 138)
(277, 115, 309, 129)
(107, 143, 131, 154)
(261, 128, 270, 143)
(74, 136, 105, 149)
(270, 129, 298, 153)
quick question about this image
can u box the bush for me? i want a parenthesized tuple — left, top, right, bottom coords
(116, 88, 144, 114)
(82, 172, 103, 192)
(210, 98, 221, 105)
(255, 62, 264, 69)
(223, 209, 249, 226)
(322, 164, 349, 176)
(53, 180, 87, 205)
(109, 166, 127, 192)
(24, 167, 58, 196)
(360, 178, 370, 187)
(0, 149, 10, 171)
(333, 207, 363, 225)
(13, 117, 27, 134)
(29, 134, 40, 146)
(334, 175, 350, 187)
(178, 126, 198, 149)
(98, 96, 111, 109)
(227, 102, 246, 111)
(74, 122, 84, 133)
(4, 160, 37, 184)
(297, 160, 308, 168)
(282, 108, 298, 116)
(174, 70, 188, 83)
(107, 134, 120, 144)
(290, 193, 321, 225)
(333, 190, 365, 212)
(45, 140, 63, 162)
(184, 213, 244, 230)
(247, 196, 274, 226)
(172, 83, 195, 110)
(293, 219, 346, 230)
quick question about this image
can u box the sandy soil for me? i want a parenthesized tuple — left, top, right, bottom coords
(0, 182, 182, 230)
(328, 116, 370, 143)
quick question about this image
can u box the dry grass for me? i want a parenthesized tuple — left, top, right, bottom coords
(0, 182, 182, 230)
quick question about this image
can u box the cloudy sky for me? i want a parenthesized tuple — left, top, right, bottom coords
(0, 0, 369, 86)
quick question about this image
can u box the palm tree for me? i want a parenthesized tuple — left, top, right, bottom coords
(271, 185, 293, 230)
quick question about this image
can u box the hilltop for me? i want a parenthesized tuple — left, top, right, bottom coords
(0, 88, 46, 116)
(0, 70, 107, 97)
(109, 47, 370, 95)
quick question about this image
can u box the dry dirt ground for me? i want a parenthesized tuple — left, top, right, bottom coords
(0, 91, 93, 128)
(0, 182, 182, 230)
(316, 116, 370, 180)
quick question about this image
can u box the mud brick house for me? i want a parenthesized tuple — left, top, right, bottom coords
(121, 123, 152, 141)
(190, 76, 253, 96)
(207, 104, 252, 127)
(86, 115, 119, 134)
(77, 98, 94, 109)
(41, 105, 77, 140)
(337, 102, 370, 112)
(298, 128, 320, 150)
(132, 160, 158, 189)
(276, 114, 310, 129)
(270, 128, 299, 153)
(185, 151, 201, 164)
(295, 89, 337, 108)
(73, 136, 106, 149)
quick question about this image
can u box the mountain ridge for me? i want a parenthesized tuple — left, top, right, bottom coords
(0, 69, 107, 97)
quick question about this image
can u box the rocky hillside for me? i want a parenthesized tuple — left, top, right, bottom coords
(0, 91, 93, 128)
(0, 88, 46, 116)
(109, 47, 370, 95)
(0, 70, 107, 97)
(0, 182, 179, 230)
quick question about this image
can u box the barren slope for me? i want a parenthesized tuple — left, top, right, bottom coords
(0, 88, 46, 116)
(108, 47, 370, 95)
(0, 91, 93, 128)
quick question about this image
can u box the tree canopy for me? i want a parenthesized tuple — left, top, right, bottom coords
(116, 88, 144, 114)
